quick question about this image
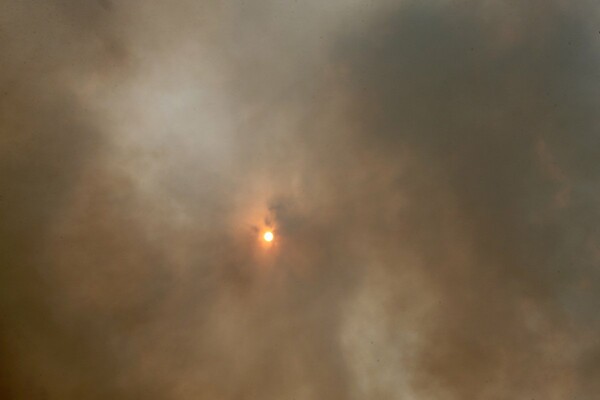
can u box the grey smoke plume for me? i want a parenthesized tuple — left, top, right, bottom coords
(1, 1, 599, 399)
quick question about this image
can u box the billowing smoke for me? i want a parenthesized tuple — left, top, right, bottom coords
(1, 1, 599, 399)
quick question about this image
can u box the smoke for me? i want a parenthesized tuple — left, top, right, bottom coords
(1, 0, 599, 399)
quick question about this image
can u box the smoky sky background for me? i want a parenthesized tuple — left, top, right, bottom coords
(1, 0, 600, 399)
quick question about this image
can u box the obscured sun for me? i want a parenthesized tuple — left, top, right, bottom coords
(263, 231, 274, 242)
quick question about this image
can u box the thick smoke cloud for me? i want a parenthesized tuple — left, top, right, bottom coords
(1, 0, 599, 399)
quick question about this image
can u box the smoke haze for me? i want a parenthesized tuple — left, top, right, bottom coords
(1, 1, 599, 398)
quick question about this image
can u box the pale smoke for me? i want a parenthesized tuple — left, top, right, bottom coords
(1, 1, 599, 399)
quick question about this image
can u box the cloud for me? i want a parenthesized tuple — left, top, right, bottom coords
(1, 1, 599, 399)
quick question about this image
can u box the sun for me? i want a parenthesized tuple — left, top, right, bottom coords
(263, 231, 274, 242)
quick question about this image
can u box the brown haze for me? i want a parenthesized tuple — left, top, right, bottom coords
(1, 1, 599, 399)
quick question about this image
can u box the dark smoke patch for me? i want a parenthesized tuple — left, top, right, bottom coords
(334, 1, 600, 398)
(0, 1, 138, 398)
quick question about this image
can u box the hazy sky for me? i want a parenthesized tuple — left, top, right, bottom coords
(1, 1, 600, 399)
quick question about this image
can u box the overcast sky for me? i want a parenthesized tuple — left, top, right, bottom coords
(1, 1, 600, 399)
